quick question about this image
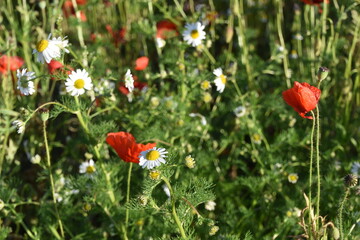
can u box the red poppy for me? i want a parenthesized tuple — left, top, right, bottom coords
(301, 0, 329, 4)
(0, 55, 24, 75)
(47, 60, 64, 74)
(134, 56, 149, 71)
(282, 81, 321, 119)
(62, 0, 87, 22)
(156, 20, 178, 39)
(106, 132, 156, 163)
(106, 25, 126, 47)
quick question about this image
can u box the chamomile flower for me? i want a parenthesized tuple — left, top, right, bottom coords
(16, 69, 36, 95)
(12, 120, 25, 134)
(124, 69, 134, 93)
(205, 200, 216, 211)
(32, 34, 61, 64)
(200, 80, 211, 90)
(213, 68, 227, 93)
(139, 147, 167, 170)
(65, 69, 93, 96)
(51, 36, 69, 53)
(156, 37, 166, 48)
(234, 106, 246, 118)
(185, 155, 195, 168)
(79, 159, 96, 175)
(288, 173, 299, 184)
(183, 22, 206, 47)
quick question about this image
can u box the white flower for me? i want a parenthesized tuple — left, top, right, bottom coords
(31, 154, 41, 164)
(182, 22, 206, 47)
(288, 173, 299, 184)
(65, 69, 93, 96)
(213, 68, 227, 93)
(51, 36, 69, 53)
(189, 113, 207, 125)
(205, 200, 216, 211)
(79, 159, 96, 175)
(162, 184, 171, 198)
(32, 34, 62, 64)
(16, 69, 36, 95)
(156, 37, 166, 48)
(12, 120, 25, 134)
(351, 162, 360, 175)
(124, 69, 134, 93)
(139, 147, 167, 170)
(233, 106, 246, 117)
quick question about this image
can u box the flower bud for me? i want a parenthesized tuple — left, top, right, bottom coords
(149, 170, 160, 180)
(209, 225, 219, 236)
(332, 227, 340, 240)
(83, 203, 92, 212)
(344, 174, 358, 188)
(39, 108, 49, 122)
(317, 67, 329, 82)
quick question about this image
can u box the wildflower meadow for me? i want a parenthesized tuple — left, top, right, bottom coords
(1, 0, 360, 239)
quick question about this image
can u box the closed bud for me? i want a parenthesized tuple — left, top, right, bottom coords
(83, 203, 92, 212)
(344, 174, 358, 187)
(149, 170, 161, 180)
(332, 227, 340, 240)
(317, 67, 329, 82)
(39, 108, 49, 122)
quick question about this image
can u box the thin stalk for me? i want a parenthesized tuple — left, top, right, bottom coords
(74, 97, 116, 203)
(275, 0, 291, 88)
(320, 0, 328, 61)
(315, 105, 321, 229)
(43, 121, 65, 238)
(70, 0, 85, 49)
(10, 208, 37, 239)
(125, 163, 133, 230)
(162, 176, 187, 239)
(309, 110, 316, 240)
(339, 188, 350, 240)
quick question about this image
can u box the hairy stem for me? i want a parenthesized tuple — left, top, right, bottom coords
(339, 188, 350, 240)
(43, 121, 65, 238)
(162, 176, 187, 239)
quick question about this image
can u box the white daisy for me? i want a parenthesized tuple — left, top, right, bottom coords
(79, 159, 96, 175)
(139, 147, 167, 170)
(16, 69, 36, 95)
(288, 173, 299, 184)
(205, 200, 216, 211)
(12, 120, 25, 134)
(124, 69, 134, 93)
(189, 113, 207, 125)
(51, 36, 70, 53)
(213, 68, 227, 93)
(156, 37, 166, 49)
(32, 34, 62, 64)
(65, 69, 93, 96)
(182, 22, 206, 47)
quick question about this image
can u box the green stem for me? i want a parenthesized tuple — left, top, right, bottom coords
(74, 97, 116, 203)
(339, 188, 350, 240)
(162, 176, 187, 239)
(125, 162, 133, 231)
(43, 121, 65, 239)
(309, 110, 316, 240)
(10, 208, 37, 239)
(315, 105, 321, 229)
(275, 0, 291, 88)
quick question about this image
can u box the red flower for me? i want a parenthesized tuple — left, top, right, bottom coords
(301, 0, 329, 5)
(106, 132, 156, 163)
(106, 25, 126, 47)
(282, 81, 321, 119)
(134, 56, 149, 71)
(0, 55, 24, 75)
(156, 20, 178, 39)
(62, 0, 87, 22)
(47, 60, 64, 74)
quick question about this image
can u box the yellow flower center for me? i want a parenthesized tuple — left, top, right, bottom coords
(289, 175, 298, 182)
(146, 150, 160, 161)
(220, 74, 227, 84)
(74, 79, 85, 89)
(36, 40, 49, 52)
(191, 30, 199, 39)
(86, 165, 96, 173)
(149, 170, 160, 180)
(201, 81, 210, 90)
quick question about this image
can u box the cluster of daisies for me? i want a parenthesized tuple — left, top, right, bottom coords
(183, 22, 228, 93)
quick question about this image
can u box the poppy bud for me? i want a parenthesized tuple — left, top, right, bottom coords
(39, 108, 49, 122)
(317, 67, 329, 82)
